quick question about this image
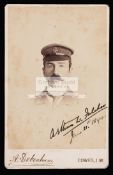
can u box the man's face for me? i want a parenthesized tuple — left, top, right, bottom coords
(42, 60, 71, 95)
(43, 60, 70, 77)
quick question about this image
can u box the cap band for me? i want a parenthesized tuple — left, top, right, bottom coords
(43, 55, 71, 62)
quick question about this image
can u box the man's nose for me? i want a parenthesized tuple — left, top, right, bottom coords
(54, 65, 59, 74)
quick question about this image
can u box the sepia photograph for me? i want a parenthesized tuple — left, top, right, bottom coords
(5, 4, 109, 169)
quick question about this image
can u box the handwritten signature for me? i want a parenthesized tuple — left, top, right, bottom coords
(50, 103, 107, 144)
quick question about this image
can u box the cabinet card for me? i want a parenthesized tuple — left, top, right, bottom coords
(5, 4, 109, 169)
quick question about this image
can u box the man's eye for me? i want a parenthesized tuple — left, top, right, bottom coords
(59, 65, 64, 67)
(46, 64, 53, 67)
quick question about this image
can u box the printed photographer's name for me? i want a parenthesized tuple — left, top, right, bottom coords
(9, 152, 53, 166)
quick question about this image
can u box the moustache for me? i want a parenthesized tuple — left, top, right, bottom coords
(51, 73, 63, 81)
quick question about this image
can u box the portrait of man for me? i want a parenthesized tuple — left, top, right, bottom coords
(33, 43, 79, 106)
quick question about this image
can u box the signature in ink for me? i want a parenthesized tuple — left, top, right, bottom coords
(50, 103, 107, 143)
(50, 116, 82, 139)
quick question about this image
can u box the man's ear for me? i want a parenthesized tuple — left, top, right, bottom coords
(70, 66, 72, 71)
(69, 65, 74, 73)
(42, 67, 45, 76)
